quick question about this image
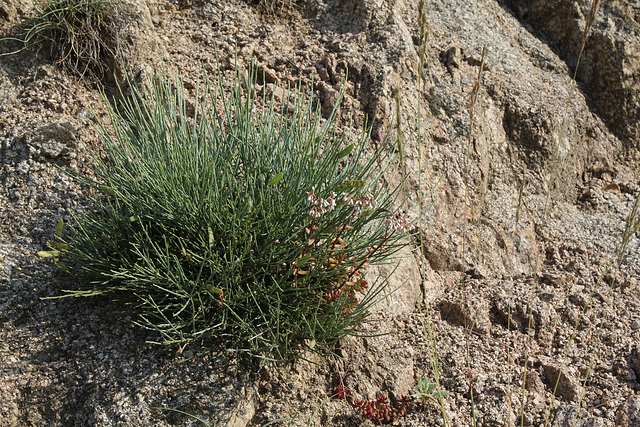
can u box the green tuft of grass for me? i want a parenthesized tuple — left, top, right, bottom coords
(45, 67, 412, 360)
(2, 0, 133, 78)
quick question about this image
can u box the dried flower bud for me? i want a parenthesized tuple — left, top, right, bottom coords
(385, 209, 417, 234)
(307, 189, 336, 217)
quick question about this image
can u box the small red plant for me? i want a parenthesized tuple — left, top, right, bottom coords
(335, 384, 350, 400)
(353, 394, 413, 425)
(331, 359, 412, 424)
(333, 358, 353, 400)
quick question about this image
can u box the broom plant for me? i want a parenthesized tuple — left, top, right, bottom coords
(42, 68, 413, 360)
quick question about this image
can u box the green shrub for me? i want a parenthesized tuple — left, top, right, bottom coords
(4, 0, 132, 78)
(46, 69, 413, 359)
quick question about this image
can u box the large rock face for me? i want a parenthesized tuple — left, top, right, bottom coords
(310, 0, 637, 278)
(500, 0, 640, 151)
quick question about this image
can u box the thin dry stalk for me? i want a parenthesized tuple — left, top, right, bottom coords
(519, 0, 602, 424)
(460, 45, 487, 427)
(394, 86, 407, 201)
(413, 2, 450, 423)
(417, 0, 430, 87)
(504, 177, 526, 424)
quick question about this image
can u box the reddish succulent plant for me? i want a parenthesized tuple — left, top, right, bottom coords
(353, 394, 413, 424)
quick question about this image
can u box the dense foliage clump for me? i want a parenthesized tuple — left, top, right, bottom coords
(45, 69, 412, 359)
(4, 0, 132, 78)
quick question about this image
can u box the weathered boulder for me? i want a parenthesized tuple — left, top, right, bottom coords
(311, 0, 633, 277)
(501, 0, 640, 151)
(111, 0, 168, 83)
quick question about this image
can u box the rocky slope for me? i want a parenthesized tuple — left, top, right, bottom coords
(1, 0, 639, 426)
